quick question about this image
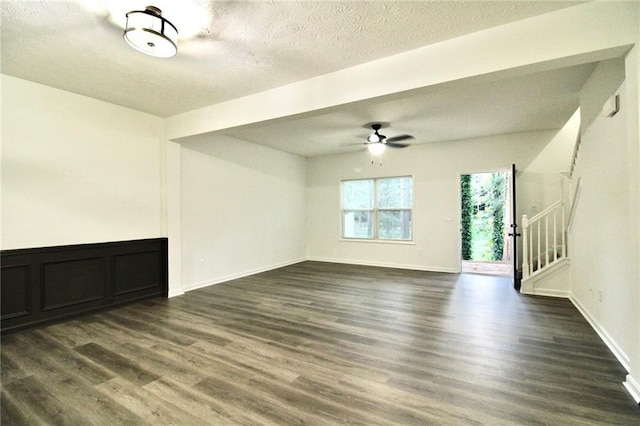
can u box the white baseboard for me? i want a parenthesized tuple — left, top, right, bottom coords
(183, 257, 307, 292)
(521, 288, 571, 298)
(168, 289, 185, 298)
(623, 374, 640, 404)
(569, 294, 630, 372)
(307, 256, 459, 274)
(181, 256, 457, 293)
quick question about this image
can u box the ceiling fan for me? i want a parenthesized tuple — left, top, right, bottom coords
(362, 123, 414, 165)
(364, 123, 414, 149)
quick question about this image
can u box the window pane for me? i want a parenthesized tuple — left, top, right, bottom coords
(343, 210, 373, 238)
(342, 180, 374, 209)
(377, 177, 412, 209)
(378, 210, 412, 240)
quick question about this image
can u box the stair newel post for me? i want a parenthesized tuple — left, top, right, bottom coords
(522, 215, 530, 279)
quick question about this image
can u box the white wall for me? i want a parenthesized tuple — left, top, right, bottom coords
(579, 59, 626, 134)
(180, 135, 307, 290)
(1, 75, 165, 250)
(624, 41, 640, 404)
(518, 108, 580, 218)
(569, 58, 637, 374)
(306, 130, 557, 272)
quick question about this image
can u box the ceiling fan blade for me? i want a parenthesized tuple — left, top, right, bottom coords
(386, 134, 414, 143)
(385, 141, 410, 148)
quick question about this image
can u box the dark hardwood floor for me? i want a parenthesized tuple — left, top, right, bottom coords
(2, 261, 639, 424)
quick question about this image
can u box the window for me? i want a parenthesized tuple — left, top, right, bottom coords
(341, 176, 413, 241)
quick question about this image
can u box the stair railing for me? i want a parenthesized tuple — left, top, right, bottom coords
(522, 200, 566, 279)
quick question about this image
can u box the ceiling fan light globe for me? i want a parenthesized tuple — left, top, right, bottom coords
(367, 142, 386, 155)
(367, 134, 380, 143)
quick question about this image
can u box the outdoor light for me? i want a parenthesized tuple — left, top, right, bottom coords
(123, 6, 178, 58)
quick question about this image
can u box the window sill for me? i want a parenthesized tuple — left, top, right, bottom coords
(339, 238, 415, 245)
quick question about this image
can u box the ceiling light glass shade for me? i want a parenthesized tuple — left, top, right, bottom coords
(367, 142, 386, 155)
(124, 6, 178, 58)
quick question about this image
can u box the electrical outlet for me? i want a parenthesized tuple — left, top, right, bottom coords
(598, 289, 603, 302)
(200, 258, 205, 268)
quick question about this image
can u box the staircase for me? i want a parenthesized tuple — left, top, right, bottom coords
(522, 200, 566, 277)
(520, 199, 571, 296)
(520, 131, 581, 296)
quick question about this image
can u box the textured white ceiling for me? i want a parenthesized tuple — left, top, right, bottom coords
(2, 1, 605, 158)
(220, 63, 596, 157)
(1, 0, 583, 118)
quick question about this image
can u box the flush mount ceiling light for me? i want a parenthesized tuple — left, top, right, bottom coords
(123, 6, 178, 58)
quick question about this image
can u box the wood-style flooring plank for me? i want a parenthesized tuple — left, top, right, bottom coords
(142, 377, 249, 425)
(95, 376, 206, 425)
(74, 342, 160, 387)
(2, 261, 639, 425)
(2, 375, 89, 425)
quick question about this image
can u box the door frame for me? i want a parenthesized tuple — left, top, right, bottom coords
(508, 163, 521, 289)
(457, 166, 514, 275)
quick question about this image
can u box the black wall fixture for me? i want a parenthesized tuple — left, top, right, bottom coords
(1, 238, 168, 334)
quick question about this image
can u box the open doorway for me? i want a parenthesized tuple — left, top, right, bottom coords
(460, 170, 512, 276)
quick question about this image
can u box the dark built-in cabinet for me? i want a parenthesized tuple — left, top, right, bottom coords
(1, 238, 168, 334)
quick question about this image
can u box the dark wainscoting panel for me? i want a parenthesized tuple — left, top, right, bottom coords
(1, 238, 168, 334)
(113, 251, 161, 296)
(1, 265, 31, 320)
(42, 257, 106, 311)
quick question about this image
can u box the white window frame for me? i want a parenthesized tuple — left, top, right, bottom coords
(340, 175, 414, 242)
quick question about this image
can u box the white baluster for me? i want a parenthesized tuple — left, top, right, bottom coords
(561, 203, 567, 257)
(545, 215, 549, 267)
(537, 220, 541, 271)
(553, 209, 558, 262)
(530, 222, 533, 275)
